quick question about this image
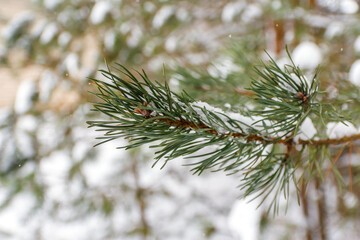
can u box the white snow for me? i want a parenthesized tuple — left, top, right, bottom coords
(276, 57, 291, 70)
(144, 1, 156, 13)
(0, 193, 36, 236)
(30, 19, 47, 38)
(291, 73, 311, 87)
(191, 101, 263, 134)
(39, 150, 71, 181)
(0, 108, 11, 126)
(16, 114, 38, 133)
(152, 6, 175, 29)
(120, 22, 131, 35)
(14, 80, 38, 115)
(58, 31, 72, 47)
(190, 100, 319, 143)
(169, 77, 180, 92)
(207, 57, 240, 79)
(349, 59, 360, 86)
(90, 1, 112, 25)
(64, 53, 80, 78)
(272, 0, 282, 10)
(82, 140, 126, 187)
(224, 103, 231, 110)
(126, 26, 142, 48)
(260, 144, 273, 161)
(165, 36, 177, 52)
(44, 0, 63, 10)
(304, 14, 331, 28)
(326, 85, 338, 99)
(354, 36, 360, 53)
(241, 4, 263, 23)
(228, 199, 261, 240)
(39, 70, 58, 102)
(1, 136, 16, 165)
(40, 150, 71, 200)
(317, 0, 358, 14)
(41, 214, 107, 240)
(0, 46, 6, 60)
(325, 21, 344, 39)
(36, 112, 64, 153)
(294, 117, 317, 142)
(343, 192, 358, 208)
(275, 73, 311, 94)
(15, 130, 35, 158)
(104, 30, 116, 51)
(340, 0, 359, 14)
(184, 53, 208, 65)
(72, 140, 92, 162)
(2, 11, 35, 41)
(221, 2, 245, 23)
(293, 42, 322, 70)
(148, 55, 171, 71)
(326, 121, 359, 139)
(57, 9, 72, 25)
(40, 22, 59, 44)
(176, 8, 188, 21)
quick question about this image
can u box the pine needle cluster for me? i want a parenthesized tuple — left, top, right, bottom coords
(87, 52, 357, 214)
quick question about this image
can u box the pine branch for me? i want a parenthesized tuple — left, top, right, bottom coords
(298, 133, 360, 146)
(87, 52, 353, 213)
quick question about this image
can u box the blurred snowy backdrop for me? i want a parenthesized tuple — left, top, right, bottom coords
(0, 0, 360, 239)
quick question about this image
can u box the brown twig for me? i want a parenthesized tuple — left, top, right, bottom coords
(309, 0, 316, 9)
(155, 116, 285, 144)
(131, 156, 150, 238)
(146, 115, 360, 147)
(234, 88, 256, 97)
(349, 142, 353, 192)
(298, 134, 360, 146)
(315, 179, 327, 240)
(325, 146, 345, 178)
(300, 182, 313, 240)
(273, 19, 285, 55)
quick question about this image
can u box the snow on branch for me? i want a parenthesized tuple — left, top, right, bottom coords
(87, 53, 359, 214)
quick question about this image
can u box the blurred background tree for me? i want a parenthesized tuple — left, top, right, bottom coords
(0, 0, 359, 239)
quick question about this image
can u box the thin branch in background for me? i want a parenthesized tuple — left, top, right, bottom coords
(349, 142, 353, 193)
(325, 146, 345, 179)
(234, 88, 256, 97)
(315, 178, 327, 240)
(299, 134, 360, 146)
(300, 181, 313, 240)
(273, 19, 285, 55)
(309, 0, 316, 9)
(131, 155, 150, 238)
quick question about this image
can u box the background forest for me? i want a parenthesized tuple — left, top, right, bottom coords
(0, 0, 360, 239)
